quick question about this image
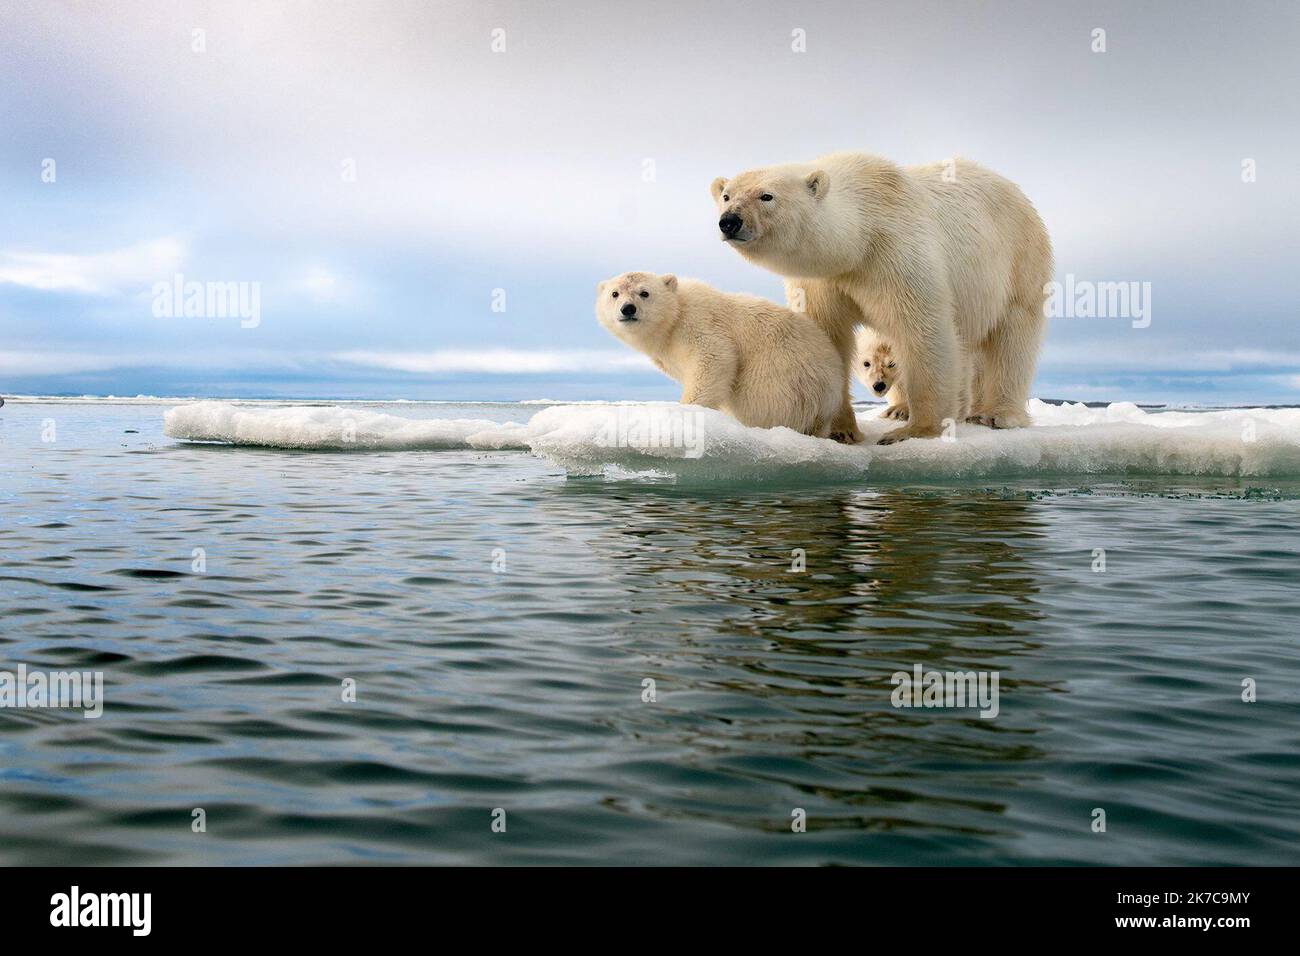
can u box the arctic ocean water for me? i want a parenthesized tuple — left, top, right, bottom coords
(2, 397, 1299, 865)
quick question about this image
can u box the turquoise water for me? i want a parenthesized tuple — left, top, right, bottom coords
(1, 399, 1298, 865)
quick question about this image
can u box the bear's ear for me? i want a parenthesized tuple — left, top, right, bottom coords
(805, 170, 828, 199)
(662, 274, 678, 292)
(596, 280, 605, 293)
(710, 177, 728, 202)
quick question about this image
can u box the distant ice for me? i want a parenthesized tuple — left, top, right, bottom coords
(4, 393, 201, 405)
(163, 399, 1300, 481)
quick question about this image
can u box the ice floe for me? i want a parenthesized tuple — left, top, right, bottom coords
(163, 399, 1300, 481)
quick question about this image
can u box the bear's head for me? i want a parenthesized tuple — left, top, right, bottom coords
(710, 165, 834, 276)
(854, 328, 898, 398)
(595, 272, 680, 346)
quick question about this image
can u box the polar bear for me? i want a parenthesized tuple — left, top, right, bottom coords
(711, 153, 1051, 443)
(854, 326, 976, 422)
(854, 327, 908, 420)
(595, 271, 846, 437)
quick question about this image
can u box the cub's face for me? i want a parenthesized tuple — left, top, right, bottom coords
(710, 166, 828, 271)
(595, 272, 680, 341)
(854, 334, 898, 397)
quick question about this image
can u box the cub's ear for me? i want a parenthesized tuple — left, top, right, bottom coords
(595, 280, 605, 292)
(710, 177, 728, 202)
(662, 274, 678, 292)
(805, 170, 828, 199)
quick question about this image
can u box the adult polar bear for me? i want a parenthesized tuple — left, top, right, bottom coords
(711, 153, 1051, 444)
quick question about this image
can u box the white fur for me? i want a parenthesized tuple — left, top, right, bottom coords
(595, 272, 844, 437)
(712, 154, 1052, 443)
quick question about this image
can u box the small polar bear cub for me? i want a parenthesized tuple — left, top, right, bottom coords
(596, 272, 846, 438)
(854, 328, 908, 421)
(854, 327, 977, 422)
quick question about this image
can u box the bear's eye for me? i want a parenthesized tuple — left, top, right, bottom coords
(760, 193, 773, 202)
(639, 290, 649, 299)
(611, 291, 619, 299)
(863, 361, 871, 368)
(722, 194, 729, 202)
(887, 362, 896, 369)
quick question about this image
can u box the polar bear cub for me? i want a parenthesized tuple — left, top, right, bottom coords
(853, 327, 976, 422)
(596, 271, 846, 438)
(853, 328, 908, 421)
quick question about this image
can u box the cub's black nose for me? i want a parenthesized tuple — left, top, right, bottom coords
(719, 213, 743, 238)
(620, 302, 637, 318)
(873, 381, 887, 393)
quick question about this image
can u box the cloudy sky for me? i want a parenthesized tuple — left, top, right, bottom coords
(2, 0, 1297, 402)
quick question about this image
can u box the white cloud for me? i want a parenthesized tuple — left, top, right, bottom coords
(1195, 350, 1300, 371)
(0, 350, 129, 375)
(0, 347, 655, 378)
(293, 266, 342, 303)
(333, 349, 653, 375)
(1034, 381, 1127, 398)
(0, 238, 185, 295)
(0, 348, 306, 377)
(1040, 342, 1300, 373)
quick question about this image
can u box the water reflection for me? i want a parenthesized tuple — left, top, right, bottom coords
(537, 483, 1063, 854)
(550, 484, 1050, 653)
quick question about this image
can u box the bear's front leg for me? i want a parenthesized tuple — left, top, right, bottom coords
(679, 353, 737, 414)
(680, 383, 722, 411)
(827, 392, 864, 444)
(877, 387, 947, 443)
(786, 277, 863, 444)
(871, 290, 959, 445)
(883, 384, 909, 420)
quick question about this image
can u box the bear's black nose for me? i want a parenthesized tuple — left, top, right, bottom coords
(719, 213, 743, 238)
(620, 302, 637, 318)
(873, 381, 887, 393)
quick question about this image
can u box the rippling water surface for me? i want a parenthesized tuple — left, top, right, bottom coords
(2, 400, 1298, 865)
